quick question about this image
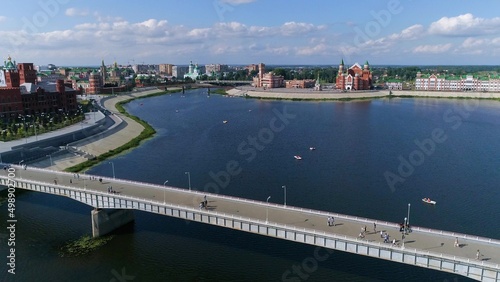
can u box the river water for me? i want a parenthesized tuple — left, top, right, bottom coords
(2, 89, 500, 281)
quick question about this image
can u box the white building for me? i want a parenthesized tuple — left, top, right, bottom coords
(415, 72, 500, 92)
(183, 61, 201, 80)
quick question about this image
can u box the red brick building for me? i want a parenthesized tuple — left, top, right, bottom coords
(0, 56, 78, 117)
(285, 79, 316, 88)
(336, 59, 372, 90)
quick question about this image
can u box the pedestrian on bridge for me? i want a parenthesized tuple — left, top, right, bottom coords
(373, 223, 376, 232)
(476, 250, 481, 260)
(454, 237, 459, 247)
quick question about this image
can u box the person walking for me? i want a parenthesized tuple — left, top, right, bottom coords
(476, 250, 481, 260)
(373, 222, 377, 232)
(454, 237, 459, 247)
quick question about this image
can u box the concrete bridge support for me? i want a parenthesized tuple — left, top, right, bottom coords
(91, 209, 134, 237)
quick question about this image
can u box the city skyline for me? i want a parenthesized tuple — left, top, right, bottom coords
(1, 0, 500, 66)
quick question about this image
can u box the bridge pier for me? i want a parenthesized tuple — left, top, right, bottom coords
(91, 209, 134, 238)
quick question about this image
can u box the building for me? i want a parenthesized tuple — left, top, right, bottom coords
(159, 64, 173, 76)
(336, 59, 372, 90)
(245, 64, 259, 74)
(108, 62, 122, 84)
(172, 65, 188, 79)
(314, 76, 322, 91)
(183, 61, 202, 80)
(87, 71, 101, 94)
(385, 79, 403, 90)
(285, 79, 316, 89)
(205, 64, 228, 76)
(132, 64, 158, 74)
(415, 72, 500, 92)
(0, 56, 78, 116)
(99, 60, 107, 83)
(252, 63, 284, 88)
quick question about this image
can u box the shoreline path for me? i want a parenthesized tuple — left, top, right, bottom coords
(39, 88, 176, 171)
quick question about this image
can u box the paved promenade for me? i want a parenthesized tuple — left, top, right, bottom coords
(228, 87, 500, 100)
(7, 165, 500, 270)
(29, 88, 171, 171)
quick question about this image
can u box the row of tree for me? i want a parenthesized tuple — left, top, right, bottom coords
(0, 110, 85, 142)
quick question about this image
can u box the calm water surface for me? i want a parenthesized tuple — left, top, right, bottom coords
(1, 89, 500, 281)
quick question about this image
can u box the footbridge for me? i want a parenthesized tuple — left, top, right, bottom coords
(1, 165, 499, 281)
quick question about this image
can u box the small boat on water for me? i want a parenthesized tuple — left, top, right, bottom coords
(294, 155, 302, 160)
(422, 198, 436, 205)
(223, 120, 228, 124)
(309, 147, 316, 151)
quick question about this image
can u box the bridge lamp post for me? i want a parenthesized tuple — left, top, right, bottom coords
(407, 203, 411, 232)
(185, 171, 191, 191)
(282, 185, 287, 207)
(163, 180, 169, 203)
(109, 162, 115, 179)
(46, 155, 53, 166)
(403, 217, 407, 248)
(266, 196, 271, 223)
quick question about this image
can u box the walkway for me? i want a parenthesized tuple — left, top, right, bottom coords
(3, 165, 499, 281)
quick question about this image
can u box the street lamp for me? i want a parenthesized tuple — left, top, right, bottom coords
(46, 155, 53, 166)
(109, 161, 115, 179)
(185, 171, 191, 191)
(282, 185, 287, 207)
(266, 196, 271, 223)
(163, 180, 168, 203)
(407, 203, 411, 232)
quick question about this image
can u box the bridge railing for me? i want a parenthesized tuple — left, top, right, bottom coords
(4, 175, 500, 273)
(8, 165, 500, 248)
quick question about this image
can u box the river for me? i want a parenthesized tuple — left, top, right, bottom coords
(2, 89, 500, 281)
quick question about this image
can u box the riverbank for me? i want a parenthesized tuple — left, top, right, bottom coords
(228, 87, 500, 100)
(32, 88, 181, 172)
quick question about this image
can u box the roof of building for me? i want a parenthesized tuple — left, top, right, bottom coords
(20, 81, 75, 95)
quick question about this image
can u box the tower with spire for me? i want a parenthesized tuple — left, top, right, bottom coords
(100, 59, 107, 84)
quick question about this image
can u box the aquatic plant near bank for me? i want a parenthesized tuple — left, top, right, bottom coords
(59, 235, 113, 257)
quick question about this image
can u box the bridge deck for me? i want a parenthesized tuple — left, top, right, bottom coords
(3, 166, 500, 280)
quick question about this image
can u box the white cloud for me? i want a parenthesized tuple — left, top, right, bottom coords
(413, 43, 453, 54)
(389, 24, 424, 40)
(296, 43, 329, 56)
(65, 8, 90, 17)
(428, 13, 500, 36)
(461, 37, 485, 49)
(0, 16, 7, 22)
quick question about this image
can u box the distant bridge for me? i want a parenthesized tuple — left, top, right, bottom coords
(198, 80, 253, 85)
(2, 165, 499, 281)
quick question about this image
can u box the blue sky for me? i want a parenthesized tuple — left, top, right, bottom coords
(1, 0, 500, 66)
